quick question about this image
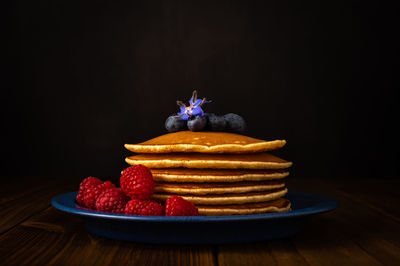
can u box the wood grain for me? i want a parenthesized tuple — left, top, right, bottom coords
(217, 243, 276, 266)
(1, 177, 400, 265)
(1, 221, 216, 265)
(0, 178, 77, 234)
(266, 240, 309, 266)
(1, 202, 215, 265)
(292, 218, 382, 266)
(289, 178, 400, 265)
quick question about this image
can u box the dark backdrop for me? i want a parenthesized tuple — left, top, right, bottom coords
(2, 0, 398, 180)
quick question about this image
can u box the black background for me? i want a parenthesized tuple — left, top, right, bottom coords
(2, 0, 398, 180)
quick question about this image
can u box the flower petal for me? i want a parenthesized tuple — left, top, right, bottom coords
(180, 114, 189, 120)
(192, 99, 203, 107)
(191, 106, 204, 116)
(177, 106, 186, 115)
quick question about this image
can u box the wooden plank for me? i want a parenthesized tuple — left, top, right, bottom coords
(1, 175, 216, 265)
(289, 178, 400, 247)
(292, 214, 382, 266)
(3, 205, 215, 265)
(21, 206, 85, 233)
(0, 226, 122, 265)
(217, 243, 277, 266)
(112, 244, 215, 266)
(324, 178, 400, 222)
(317, 182, 400, 265)
(3, 176, 400, 265)
(217, 240, 308, 266)
(0, 178, 78, 234)
(289, 178, 400, 265)
(0, 225, 216, 265)
(266, 240, 309, 266)
(0, 176, 65, 205)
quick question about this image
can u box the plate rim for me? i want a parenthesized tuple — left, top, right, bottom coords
(51, 190, 338, 223)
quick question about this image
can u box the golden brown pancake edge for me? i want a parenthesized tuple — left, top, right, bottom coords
(126, 153, 292, 169)
(154, 180, 286, 195)
(152, 187, 288, 205)
(151, 169, 289, 182)
(125, 131, 286, 154)
(197, 198, 291, 215)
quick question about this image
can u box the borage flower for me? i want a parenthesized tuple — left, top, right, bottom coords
(175, 90, 211, 120)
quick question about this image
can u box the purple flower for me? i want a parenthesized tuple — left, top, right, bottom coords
(176, 90, 211, 120)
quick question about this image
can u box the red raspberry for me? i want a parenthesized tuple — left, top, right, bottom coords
(125, 199, 164, 216)
(76, 177, 102, 206)
(120, 165, 154, 200)
(83, 181, 115, 209)
(95, 188, 129, 214)
(165, 196, 199, 216)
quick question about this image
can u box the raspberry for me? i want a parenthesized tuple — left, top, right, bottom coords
(125, 199, 164, 216)
(95, 188, 129, 214)
(76, 177, 102, 206)
(165, 196, 199, 216)
(83, 181, 115, 209)
(120, 165, 154, 200)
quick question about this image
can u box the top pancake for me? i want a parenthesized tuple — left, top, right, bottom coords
(124, 131, 286, 154)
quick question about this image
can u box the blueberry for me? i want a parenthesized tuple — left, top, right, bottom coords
(187, 115, 207, 131)
(207, 113, 227, 131)
(203, 113, 213, 130)
(165, 115, 187, 132)
(223, 113, 246, 133)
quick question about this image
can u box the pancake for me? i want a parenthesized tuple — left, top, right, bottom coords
(154, 180, 285, 195)
(197, 198, 291, 215)
(151, 168, 289, 182)
(152, 187, 287, 205)
(125, 131, 286, 154)
(126, 153, 292, 169)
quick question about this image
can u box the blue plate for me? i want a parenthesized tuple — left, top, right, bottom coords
(51, 191, 337, 244)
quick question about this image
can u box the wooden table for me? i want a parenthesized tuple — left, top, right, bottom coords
(1, 176, 400, 265)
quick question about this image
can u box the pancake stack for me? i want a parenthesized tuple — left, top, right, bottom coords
(124, 131, 292, 216)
